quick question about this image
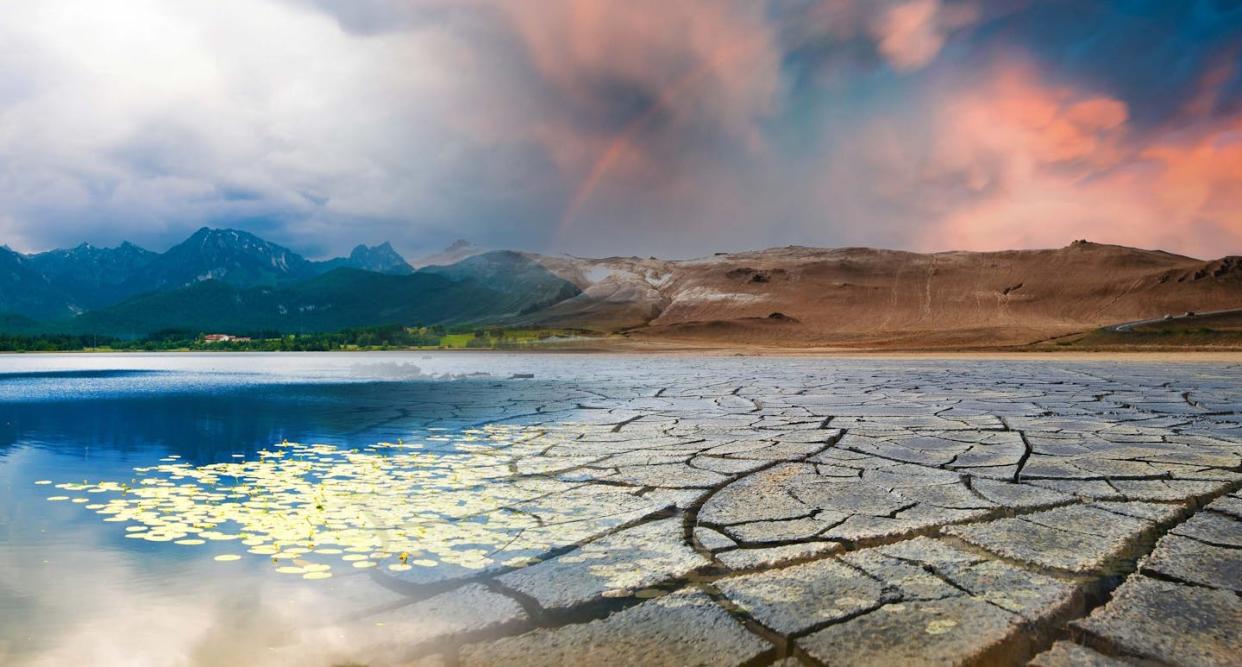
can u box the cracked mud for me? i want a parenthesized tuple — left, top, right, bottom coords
(111, 359, 1242, 665)
(312, 360, 1242, 667)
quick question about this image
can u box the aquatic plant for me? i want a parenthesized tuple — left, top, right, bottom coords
(41, 425, 579, 581)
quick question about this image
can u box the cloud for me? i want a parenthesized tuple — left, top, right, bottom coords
(872, 0, 979, 71)
(919, 63, 1242, 256)
(0, 0, 566, 255)
(482, 0, 784, 245)
(0, 0, 1237, 258)
(778, 53, 1242, 258)
(0, 525, 455, 667)
(0, 0, 789, 257)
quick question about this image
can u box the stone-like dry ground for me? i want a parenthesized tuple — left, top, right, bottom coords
(328, 360, 1242, 666)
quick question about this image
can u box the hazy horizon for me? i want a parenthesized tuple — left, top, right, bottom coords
(4, 225, 1230, 265)
(1, 1, 1240, 260)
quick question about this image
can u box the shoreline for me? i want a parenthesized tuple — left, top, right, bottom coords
(4, 344, 1242, 362)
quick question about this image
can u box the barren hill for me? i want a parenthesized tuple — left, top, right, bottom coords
(519, 241, 1242, 348)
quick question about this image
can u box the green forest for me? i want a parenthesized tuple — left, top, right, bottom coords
(0, 325, 592, 352)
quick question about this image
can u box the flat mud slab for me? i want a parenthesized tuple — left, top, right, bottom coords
(318, 360, 1242, 666)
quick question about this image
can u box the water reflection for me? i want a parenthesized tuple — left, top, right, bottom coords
(1, 371, 577, 461)
(0, 361, 565, 666)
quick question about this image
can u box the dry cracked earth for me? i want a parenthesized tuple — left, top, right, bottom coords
(323, 360, 1242, 667)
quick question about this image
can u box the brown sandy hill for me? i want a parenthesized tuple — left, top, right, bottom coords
(518, 241, 1242, 348)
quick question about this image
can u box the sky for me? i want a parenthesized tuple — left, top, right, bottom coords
(0, 0, 1240, 260)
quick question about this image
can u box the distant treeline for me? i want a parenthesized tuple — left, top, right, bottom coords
(0, 324, 590, 352)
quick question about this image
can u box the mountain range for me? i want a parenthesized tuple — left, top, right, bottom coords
(12, 228, 422, 315)
(1, 228, 1239, 348)
(0, 229, 573, 335)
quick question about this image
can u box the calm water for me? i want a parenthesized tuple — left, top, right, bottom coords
(0, 352, 660, 666)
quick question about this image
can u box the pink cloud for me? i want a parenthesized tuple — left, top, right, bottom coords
(872, 0, 979, 71)
(920, 64, 1242, 257)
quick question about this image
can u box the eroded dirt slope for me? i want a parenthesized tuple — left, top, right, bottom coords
(521, 241, 1242, 348)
